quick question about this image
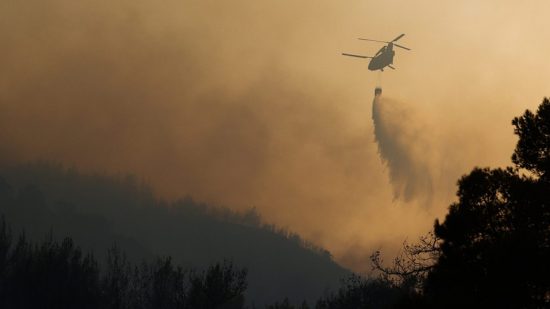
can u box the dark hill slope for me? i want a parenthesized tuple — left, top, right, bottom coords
(0, 162, 350, 305)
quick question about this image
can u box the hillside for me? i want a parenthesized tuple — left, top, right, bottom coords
(0, 162, 350, 305)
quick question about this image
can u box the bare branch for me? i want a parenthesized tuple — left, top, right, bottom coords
(370, 232, 441, 291)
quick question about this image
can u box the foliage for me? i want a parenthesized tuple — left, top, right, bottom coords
(314, 275, 405, 309)
(511, 98, 550, 179)
(424, 99, 550, 307)
(266, 298, 310, 309)
(187, 260, 248, 309)
(0, 216, 249, 309)
(366, 98, 550, 308)
(0, 217, 101, 308)
(370, 232, 440, 292)
(0, 162, 349, 306)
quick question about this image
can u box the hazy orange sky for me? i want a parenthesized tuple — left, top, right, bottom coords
(1, 0, 549, 271)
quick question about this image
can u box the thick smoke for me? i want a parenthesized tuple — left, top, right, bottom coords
(0, 0, 391, 272)
(371, 92, 433, 203)
(0, 0, 538, 273)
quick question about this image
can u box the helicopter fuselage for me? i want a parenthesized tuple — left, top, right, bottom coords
(342, 34, 409, 71)
(368, 44, 395, 71)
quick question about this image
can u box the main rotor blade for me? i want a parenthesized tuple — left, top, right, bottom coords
(388, 65, 396, 70)
(391, 33, 405, 42)
(342, 53, 372, 59)
(394, 44, 411, 51)
(358, 38, 389, 44)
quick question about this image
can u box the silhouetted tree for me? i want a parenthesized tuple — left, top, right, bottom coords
(512, 98, 550, 180)
(0, 162, 348, 306)
(187, 260, 248, 308)
(423, 98, 550, 307)
(0, 215, 250, 308)
(0, 216, 13, 305)
(314, 275, 405, 309)
(0, 221, 101, 308)
(267, 298, 311, 309)
(101, 246, 132, 309)
(370, 232, 439, 293)
(148, 257, 187, 309)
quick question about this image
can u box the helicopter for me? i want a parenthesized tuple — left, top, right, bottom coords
(342, 34, 410, 71)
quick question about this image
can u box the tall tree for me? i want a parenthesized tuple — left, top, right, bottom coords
(187, 260, 247, 309)
(424, 98, 550, 307)
(512, 98, 550, 180)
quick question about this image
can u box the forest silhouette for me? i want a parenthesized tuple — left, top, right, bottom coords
(0, 221, 247, 308)
(1, 98, 550, 307)
(0, 163, 348, 306)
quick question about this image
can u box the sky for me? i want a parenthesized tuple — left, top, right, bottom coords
(1, 0, 549, 272)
